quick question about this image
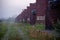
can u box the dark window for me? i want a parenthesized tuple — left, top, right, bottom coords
(31, 9, 36, 15)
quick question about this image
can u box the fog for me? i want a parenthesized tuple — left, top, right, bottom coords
(0, 0, 36, 19)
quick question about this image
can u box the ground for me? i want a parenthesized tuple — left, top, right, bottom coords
(0, 22, 55, 40)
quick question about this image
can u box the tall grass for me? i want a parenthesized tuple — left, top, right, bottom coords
(0, 22, 7, 39)
(17, 23, 55, 40)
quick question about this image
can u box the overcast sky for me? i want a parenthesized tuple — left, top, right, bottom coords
(0, 0, 36, 19)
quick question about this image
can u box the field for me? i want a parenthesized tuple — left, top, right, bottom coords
(17, 23, 55, 40)
(0, 22, 7, 40)
(0, 22, 55, 40)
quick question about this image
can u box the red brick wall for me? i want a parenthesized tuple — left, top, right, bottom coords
(29, 3, 37, 25)
(26, 6, 30, 23)
(36, 0, 48, 24)
(36, 0, 48, 16)
(16, 0, 48, 24)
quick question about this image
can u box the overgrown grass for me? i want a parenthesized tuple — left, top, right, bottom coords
(18, 23, 45, 30)
(8, 28, 23, 40)
(0, 22, 7, 39)
(34, 24, 45, 30)
(7, 23, 23, 40)
(17, 23, 45, 40)
(17, 23, 55, 40)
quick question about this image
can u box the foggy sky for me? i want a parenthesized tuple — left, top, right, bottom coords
(0, 0, 36, 19)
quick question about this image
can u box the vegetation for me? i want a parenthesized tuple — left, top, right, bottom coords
(34, 24, 45, 30)
(53, 21, 60, 40)
(0, 22, 55, 40)
(54, 22, 60, 33)
(17, 23, 54, 40)
(0, 22, 7, 40)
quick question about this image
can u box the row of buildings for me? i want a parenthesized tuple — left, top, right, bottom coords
(16, 0, 47, 24)
(16, 0, 60, 30)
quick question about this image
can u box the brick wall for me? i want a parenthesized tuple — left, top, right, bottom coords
(16, 0, 48, 24)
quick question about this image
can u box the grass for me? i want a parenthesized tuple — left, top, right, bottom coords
(0, 22, 7, 39)
(7, 23, 23, 40)
(8, 29, 23, 40)
(34, 24, 45, 30)
(17, 23, 45, 40)
(0, 22, 55, 40)
(0, 22, 56, 40)
(18, 23, 45, 30)
(17, 23, 55, 40)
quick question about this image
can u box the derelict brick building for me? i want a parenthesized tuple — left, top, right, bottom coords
(45, 0, 60, 30)
(16, 0, 48, 24)
(16, 0, 60, 30)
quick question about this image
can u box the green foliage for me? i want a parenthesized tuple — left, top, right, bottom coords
(35, 24, 45, 30)
(55, 22, 60, 29)
(53, 21, 60, 40)
(54, 22, 60, 33)
(17, 23, 55, 40)
(0, 23, 7, 39)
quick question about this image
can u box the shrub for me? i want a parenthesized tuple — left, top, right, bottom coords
(0, 23, 7, 39)
(54, 21, 60, 40)
(54, 22, 60, 33)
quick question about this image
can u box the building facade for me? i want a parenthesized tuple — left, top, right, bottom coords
(45, 0, 60, 30)
(16, 0, 48, 24)
(16, 0, 60, 30)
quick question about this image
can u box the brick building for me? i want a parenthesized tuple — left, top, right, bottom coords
(16, 0, 48, 24)
(26, 6, 30, 23)
(36, 0, 48, 24)
(45, 0, 60, 30)
(16, 9, 27, 22)
(16, 0, 60, 30)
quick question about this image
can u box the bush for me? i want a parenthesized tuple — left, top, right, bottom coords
(54, 21, 60, 40)
(35, 24, 45, 30)
(54, 22, 60, 33)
